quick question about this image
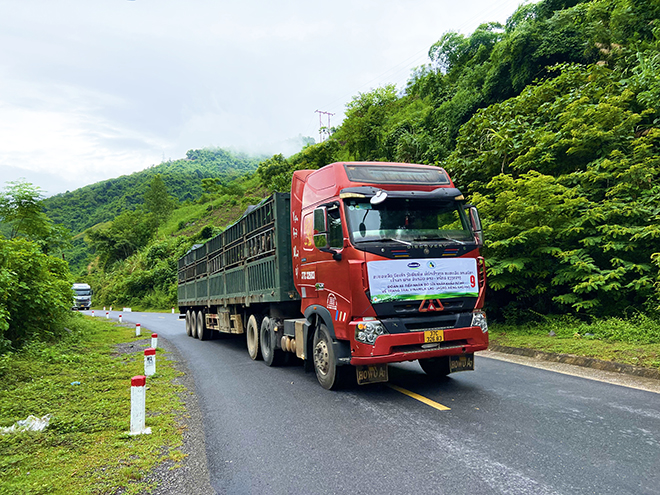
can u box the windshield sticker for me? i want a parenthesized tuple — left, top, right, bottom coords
(367, 258, 478, 303)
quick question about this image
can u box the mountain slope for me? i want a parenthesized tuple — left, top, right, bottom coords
(43, 147, 263, 235)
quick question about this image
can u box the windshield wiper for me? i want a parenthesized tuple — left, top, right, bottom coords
(356, 237, 412, 247)
(413, 236, 469, 245)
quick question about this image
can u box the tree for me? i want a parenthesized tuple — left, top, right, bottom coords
(0, 179, 71, 255)
(86, 210, 158, 268)
(144, 174, 175, 223)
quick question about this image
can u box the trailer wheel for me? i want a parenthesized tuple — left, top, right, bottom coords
(186, 310, 192, 336)
(260, 317, 284, 366)
(419, 357, 451, 378)
(196, 310, 208, 341)
(313, 323, 351, 390)
(246, 314, 262, 360)
(190, 310, 198, 339)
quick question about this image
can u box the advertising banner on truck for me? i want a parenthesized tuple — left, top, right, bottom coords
(367, 258, 478, 303)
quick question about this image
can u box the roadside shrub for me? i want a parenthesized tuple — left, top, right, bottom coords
(0, 238, 73, 349)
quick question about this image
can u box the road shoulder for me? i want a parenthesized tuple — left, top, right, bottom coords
(478, 348, 660, 394)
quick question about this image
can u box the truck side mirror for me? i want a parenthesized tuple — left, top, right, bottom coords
(467, 205, 484, 246)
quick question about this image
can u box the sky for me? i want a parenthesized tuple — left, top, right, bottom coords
(0, 0, 528, 197)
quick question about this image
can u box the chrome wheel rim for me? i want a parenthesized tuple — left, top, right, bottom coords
(314, 339, 330, 376)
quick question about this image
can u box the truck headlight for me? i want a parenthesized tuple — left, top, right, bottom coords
(355, 319, 387, 345)
(471, 311, 488, 333)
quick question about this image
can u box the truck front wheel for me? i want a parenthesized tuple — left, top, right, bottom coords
(419, 357, 451, 378)
(313, 323, 351, 390)
(246, 314, 262, 360)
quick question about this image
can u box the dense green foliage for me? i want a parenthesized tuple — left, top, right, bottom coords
(84, 173, 267, 309)
(0, 181, 73, 351)
(254, 0, 660, 321)
(42, 148, 263, 274)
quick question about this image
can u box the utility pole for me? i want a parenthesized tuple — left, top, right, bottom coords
(315, 110, 335, 143)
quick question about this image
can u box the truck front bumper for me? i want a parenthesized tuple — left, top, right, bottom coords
(350, 326, 488, 365)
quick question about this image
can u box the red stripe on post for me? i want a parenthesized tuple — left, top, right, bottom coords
(144, 347, 156, 356)
(131, 375, 146, 387)
(151, 333, 158, 338)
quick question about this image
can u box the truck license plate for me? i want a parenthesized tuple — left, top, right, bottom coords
(356, 364, 388, 385)
(449, 354, 475, 373)
(424, 330, 445, 343)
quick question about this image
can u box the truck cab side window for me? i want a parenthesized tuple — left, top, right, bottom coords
(327, 205, 343, 249)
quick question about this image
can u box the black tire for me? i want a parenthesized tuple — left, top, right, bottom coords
(186, 310, 192, 336)
(190, 310, 198, 339)
(419, 356, 451, 378)
(246, 314, 262, 360)
(260, 317, 284, 366)
(313, 323, 352, 390)
(196, 310, 208, 341)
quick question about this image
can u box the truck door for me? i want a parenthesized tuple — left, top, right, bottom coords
(310, 202, 352, 341)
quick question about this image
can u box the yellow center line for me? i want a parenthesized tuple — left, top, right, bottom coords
(387, 384, 451, 411)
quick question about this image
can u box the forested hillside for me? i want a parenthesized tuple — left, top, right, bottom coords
(41, 0, 660, 323)
(43, 147, 262, 235)
(42, 148, 263, 274)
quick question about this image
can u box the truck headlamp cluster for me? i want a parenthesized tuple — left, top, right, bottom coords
(471, 310, 488, 333)
(355, 319, 387, 345)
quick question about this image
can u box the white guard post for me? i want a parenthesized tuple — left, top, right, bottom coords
(119, 314, 123, 323)
(144, 347, 156, 376)
(129, 375, 151, 435)
(135, 323, 141, 336)
(151, 333, 158, 349)
(106, 311, 109, 319)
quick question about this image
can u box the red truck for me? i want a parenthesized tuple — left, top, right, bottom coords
(178, 161, 488, 389)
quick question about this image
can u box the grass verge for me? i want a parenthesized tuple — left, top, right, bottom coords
(489, 314, 660, 370)
(0, 315, 185, 495)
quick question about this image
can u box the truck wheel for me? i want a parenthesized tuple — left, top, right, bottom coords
(260, 317, 284, 366)
(196, 310, 207, 341)
(313, 323, 350, 390)
(191, 310, 198, 339)
(419, 357, 451, 378)
(246, 314, 262, 360)
(186, 310, 192, 336)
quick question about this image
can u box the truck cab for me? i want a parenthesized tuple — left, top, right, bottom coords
(290, 162, 488, 388)
(72, 283, 92, 310)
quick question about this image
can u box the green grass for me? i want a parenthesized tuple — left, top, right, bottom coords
(489, 314, 660, 369)
(0, 315, 186, 494)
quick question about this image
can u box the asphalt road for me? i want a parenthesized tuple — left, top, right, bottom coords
(93, 310, 660, 495)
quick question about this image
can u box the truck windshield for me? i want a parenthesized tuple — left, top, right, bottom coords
(345, 198, 473, 244)
(74, 289, 91, 296)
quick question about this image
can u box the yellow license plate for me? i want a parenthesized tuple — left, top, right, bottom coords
(356, 364, 389, 385)
(424, 330, 445, 343)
